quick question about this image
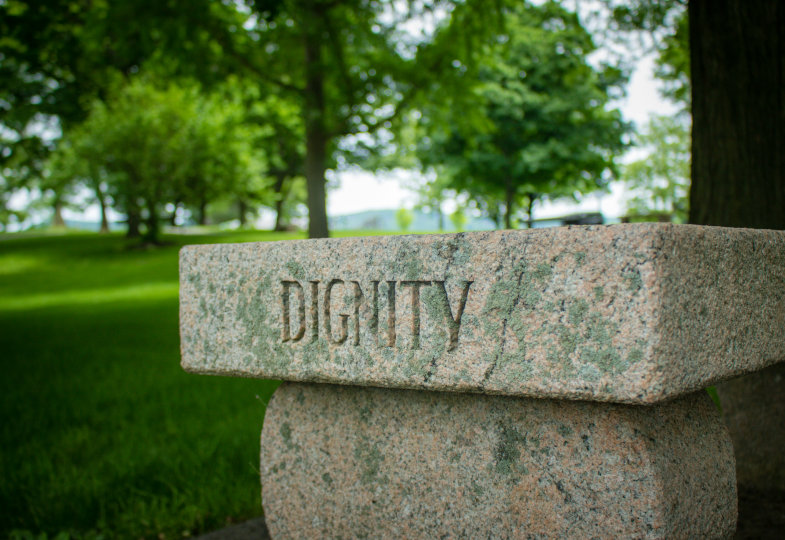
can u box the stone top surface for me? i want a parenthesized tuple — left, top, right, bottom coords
(179, 223, 785, 404)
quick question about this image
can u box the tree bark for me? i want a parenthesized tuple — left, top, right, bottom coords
(198, 198, 208, 226)
(525, 193, 537, 229)
(238, 199, 247, 228)
(126, 210, 141, 238)
(52, 199, 66, 228)
(504, 177, 514, 230)
(143, 200, 160, 244)
(303, 16, 329, 239)
(688, 0, 785, 229)
(94, 182, 109, 233)
(688, 0, 785, 524)
(272, 173, 288, 231)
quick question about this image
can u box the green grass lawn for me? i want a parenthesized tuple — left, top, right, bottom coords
(0, 229, 329, 539)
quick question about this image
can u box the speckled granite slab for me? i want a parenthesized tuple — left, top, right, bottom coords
(261, 383, 736, 539)
(180, 223, 785, 403)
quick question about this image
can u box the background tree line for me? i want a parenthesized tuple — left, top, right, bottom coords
(1, 0, 781, 240)
(1, 0, 658, 243)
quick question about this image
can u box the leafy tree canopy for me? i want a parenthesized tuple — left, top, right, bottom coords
(623, 115, 689, 222)
(413, 1, 629, 229)
(52, 76, 266, 243)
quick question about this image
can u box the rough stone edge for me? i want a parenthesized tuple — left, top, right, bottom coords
(652, 224, 785, 400)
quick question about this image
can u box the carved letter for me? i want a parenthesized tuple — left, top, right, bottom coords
(401, 281, 431, 349)
(351, 281, 363, 346)
(308, 280, 320, 342)
(324, 279, 349, 344)
(434, 281, 473, 351)
(370, 280, 380, 341)
(281, 280, 306, 342)
(385, 280, 396, 347)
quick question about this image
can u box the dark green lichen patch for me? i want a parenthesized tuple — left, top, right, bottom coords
(493, 422, 527, 478)
(533, 263, 553, 281)
(557, 423, 574, 438)
(354, 436, 386, 485)
(593, 286, 605, 302)
(279, 422, 294, 449)
(285, 261, 305, 280)
(573, 251, 586, 266)
(626, 347, 644, 365)
(579, 313, 626, 375)
(622, 266, 643, 294)
(235, 276, 294, 373)
(394, 246, 424, 280)
(568, 299, 589, 326)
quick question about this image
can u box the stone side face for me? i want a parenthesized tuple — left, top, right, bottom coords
(180, 223, 785, 403)
(655, 225, 785, 395)
(260, 383, 737, 539)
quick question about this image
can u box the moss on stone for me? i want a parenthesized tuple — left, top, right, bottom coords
(494, 423, 527, 477)
(533, 263, 553, 281)
(593, 286, 605, 302)
(622, 267, 643, 293)
(568, 299, 589, 326)
(280, 422, 292, 447)
(354, 437, 386, 485)
(285, 261, 305, 280)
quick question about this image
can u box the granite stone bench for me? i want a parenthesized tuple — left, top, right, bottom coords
(180, 223, 785, 539)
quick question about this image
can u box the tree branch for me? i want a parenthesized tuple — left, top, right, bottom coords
(196, 16, 305, 95)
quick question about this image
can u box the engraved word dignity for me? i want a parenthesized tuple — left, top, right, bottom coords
(281, 279, 473, 350)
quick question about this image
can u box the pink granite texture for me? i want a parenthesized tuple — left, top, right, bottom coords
(260, 382, 737, 539)
(180, 223, 785, 404)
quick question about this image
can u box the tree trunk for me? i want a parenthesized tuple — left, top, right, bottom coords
(98, 196, 109, 233)
(504, 177, 514, 230)
(525, 193, 537, 229)
(688, 0, 785, 526)
(303, 19, 329, 239)
(126, 209, 141, 238)
(272, 173, 288, 231)
(688, 0, 785, 229)
(94, 181, 109, 234)
(52, 199, 66, 228)
(238, 199, 248, 228)
(198, 198, 208, 226)
(437, 208, 444, 232)
(143, 200, 160, 244)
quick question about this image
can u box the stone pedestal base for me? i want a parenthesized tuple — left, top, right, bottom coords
(261, 383, 736, 539)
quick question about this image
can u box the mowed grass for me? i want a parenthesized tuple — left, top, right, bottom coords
(0, 229, 332, 538)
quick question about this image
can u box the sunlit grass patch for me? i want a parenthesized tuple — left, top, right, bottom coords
(0, 230, 293, 538)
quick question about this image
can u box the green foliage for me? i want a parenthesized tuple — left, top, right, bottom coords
(395, 207, 415, 232)
(414, 1, 629, 228)
(623, 115, 690, 222)
(652, 9, 689, 107)
(599, 0, 688, 107)
(0, 0, 235, 214)
(52, 77, 267, 242)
